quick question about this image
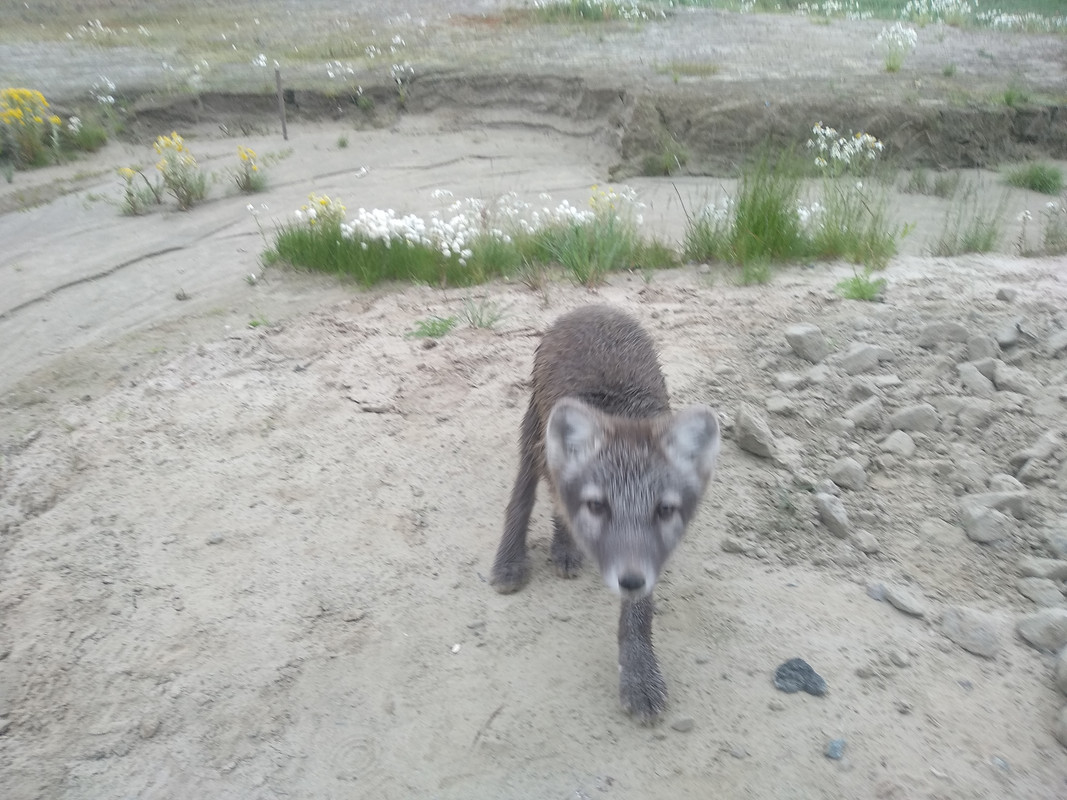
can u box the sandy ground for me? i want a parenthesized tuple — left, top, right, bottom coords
(3, 5, 1067, 800)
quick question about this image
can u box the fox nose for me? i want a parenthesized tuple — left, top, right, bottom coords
(618, 572, 646, 593)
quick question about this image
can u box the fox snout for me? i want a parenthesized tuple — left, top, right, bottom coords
(601, 561, 658, 598)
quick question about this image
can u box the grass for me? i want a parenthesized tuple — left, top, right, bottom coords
(929, 181, 1006, 256)
(503, 0, 660, 23)
(462, 298, 506, 329)
(641, 134, 689, 177)
(1005, 163, 1063, 195)
(836, 268, 887, 301)
(901, 168, 960, 198)
(408, 316, 458, 338)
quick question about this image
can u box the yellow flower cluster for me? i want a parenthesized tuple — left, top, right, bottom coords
(118, 166, 137, 182)
(1, 87, 65, 167)
(297, 193, 346, 227)
(154, 131, 197, 171)
(237, 145, 259, 171)
(1, 88, 52, 127)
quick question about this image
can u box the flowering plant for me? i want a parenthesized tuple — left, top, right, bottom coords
(154, 132, 207, 209)
(0, 88, 63, 167)
(234, 145, 265, 193)
(877, 23, 917, 73)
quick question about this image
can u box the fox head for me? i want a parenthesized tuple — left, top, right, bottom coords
(545, 397, 720, 598)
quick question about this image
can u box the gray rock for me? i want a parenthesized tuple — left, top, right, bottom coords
(735, 404, 777, 458)
(845, 396, 885, 430)
(1055, 648, 1067, 695)
(988, 473, 1025, 492)
(765, 393, 795, 416)
(785, 323, 829, 363)
(994, 361, 1041, 395)
(960, 505, 1012, 544)
(825, 738, 846, 760)
(829, 457, 867, 490)
(1009, 431, 1060, 468)
(670, 717, 695, 733)
(851, 530, 880, 554)
(941, 606, 1001, 658)
(959, 491, 1028, 520)
(840, 343, 893, 375)
(1016, 609, 1067, 653)
(970, 357, 998, 382)
(872, 374, 902, 389)
(956, 363, 995, 397)
(848, 379, 877, 401)
(966, 335, 999, 362)
(880, 430, 916, 458)
(956, 398, 995, 430)
(1016, 577, 1064, 607)
(814, 478, 840, 496)
(805, 364, 832, 385)
(889, 403, 939, 433)
(916, 321, 970, 348)
(1045, 329, 1067, 359)
(996, 318, 1024, 349)
(773, 657, 827, 696)
(815, 493, 851, 538)
(1045, 531, 1067, 560)
(1055, 706, 1067, 750)
(773, 372, 807, 391)
(885, 584, 926, 617)
(996, 287, 1018, 302)
(1018, 557, 1067, 581)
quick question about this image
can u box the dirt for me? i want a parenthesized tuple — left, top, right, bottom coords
(2, 4, 1067, 799)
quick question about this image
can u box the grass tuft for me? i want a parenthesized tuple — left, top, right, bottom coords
(1005, 162, 1063, 195)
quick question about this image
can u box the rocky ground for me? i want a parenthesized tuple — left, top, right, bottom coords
(2, 2, 1067, 798)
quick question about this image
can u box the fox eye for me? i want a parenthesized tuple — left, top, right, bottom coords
(655, 502, 677, 521)
(585, 499, 607, 517)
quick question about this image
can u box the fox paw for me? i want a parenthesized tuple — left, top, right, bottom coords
(619, 664, 668, 724)
(490, 558, 529, 594)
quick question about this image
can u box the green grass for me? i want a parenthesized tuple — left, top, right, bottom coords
(901, 168, 960, 198)
(836, 268, 887, 301)
(408, 316, 458, 338)
(929, 182, 1006, 256)
(504, 0, 659, 23)
(1005, 162, 1063, 195)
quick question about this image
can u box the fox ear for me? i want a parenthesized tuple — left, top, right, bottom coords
(546, 398, 604, 479)
(663, 405, 720, 485)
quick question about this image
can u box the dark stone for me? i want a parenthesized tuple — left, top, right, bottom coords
(773, 657, 827, 696)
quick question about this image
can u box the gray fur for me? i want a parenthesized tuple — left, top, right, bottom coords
(491, 305, 720, 722)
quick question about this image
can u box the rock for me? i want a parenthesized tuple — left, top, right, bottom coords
(969, 357, 998, 382)
(996, 287, 1018, 302)
(825, 738, 846, 760)
(996, 318, 1024, 349)
(1018, 557, 1067, 581)
(889, 649, 911, 667)
(940, 606, 1000, 658)
(814, 478, 840, 496)
(1009, 431, 1060, 468)
(848, 379, 877, 401)
(785, 323, 829, 363)
(956, 398, 995, 430)
(879, 430, 916, 458)
(815, 493, 851, 538)
(959, 491, 1028, 520)
(765, 393, 795, 416)
(994, 361, 1041, 395)
(670, 717, 695, 733)
(773, 658, 827, 696)
(988, 473, 1025, 492)
(721, 536, 749, 554)
(956, 363, 995, 397)
(829, 457, 867, 490)
(139, 718, 161, 740)
(966, 335, 999, 361)
(840, 343, 893, 375)
(805, 364, 832, 385)
(1016, 609, 1067, 653)
(872, 374, 902, 389)
(773, 372, 808, 391)
(1046, 531, 1067, 560)
(884, 584, 926, 618)
(1016, 577, 1064, 607)
(851, 530, 880, 554)
(845, 396, 885, 430)
(959, 506, 1012, 544)
(1055, 648, 1067, 695)
(735, 404, 777, 458)
(1046, 330, 1067, 359)
(889, 403, 939, 433)
(916, 321, 970, 348)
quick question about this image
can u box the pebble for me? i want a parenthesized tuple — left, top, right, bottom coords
(1045, 329, 1067, 358)
(879, 431, 916, 458)
(995, 318, 1024, 349)
(829, 457, 867, 490)
(1009, 431, 1060, 468)
(996, 287, 1018, 302)
(815, 493, 851, 538)
(889, 649, 911, 667)
(765, 393, 795, 416)
(1018, 557, 1067, 581)
(1055, 647, 1067, 695)
(1045, 531, 1067, 560)
(721, 536, 749, 554)
(206, 533, 224, 545)
(825, 738, 846, 760)
(840, 343, 893, 375)
(1016, 577, 1064, 608)
(851, 530, 880, 554)
(785, 323, 830, 363)
(774, 372, 808, 391)
(1016, 609, 1067, 653)
(773, 657, 827, 696)
(956, 362, 995, 397)
(940, 606, 1001, 658)
(805, 364, 832, 385)
(845, 396, 885, 430)
(139, 718, 161, 740)
(916, 321, 970, 348)
(670, 717, 695, 732)
(735, 404, 777, 458)
(959, 505, 1012, 545)
(884, 584, 926, 618)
